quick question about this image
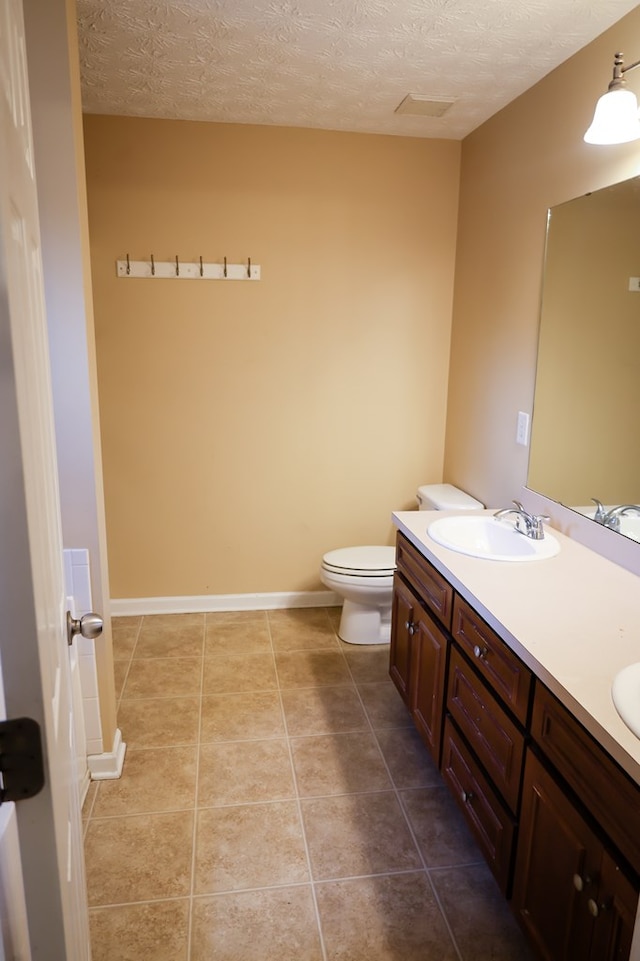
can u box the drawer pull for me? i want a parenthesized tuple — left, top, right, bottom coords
(473, 644, 488, 660)
(587, 898, 600, 918)
(461, 790, 475, 804)
(405, 621, 417, 636)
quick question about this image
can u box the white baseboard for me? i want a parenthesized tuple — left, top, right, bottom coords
(110, 590, 340, 617)
(88, 728, 126, 780)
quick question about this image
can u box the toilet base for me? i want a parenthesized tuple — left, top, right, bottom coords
(338, 599, 391, 645)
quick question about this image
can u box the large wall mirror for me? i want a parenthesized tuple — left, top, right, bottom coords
(527, 175, 640, 542)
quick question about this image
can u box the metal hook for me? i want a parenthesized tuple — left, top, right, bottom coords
(199, 256, 204, 277)
(247, 257, 251, 279)
(224, 256, 227, 278)
(150, 254, 155, 276)
(126, 253, 130, 275)
(175, 255, 180, 277)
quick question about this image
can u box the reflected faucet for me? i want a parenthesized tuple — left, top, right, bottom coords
(591, 499, 640, 532)
(493, 501, 550, 540)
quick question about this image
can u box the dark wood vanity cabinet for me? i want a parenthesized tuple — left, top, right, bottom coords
(512, 750, 637, 961)
(390, 531, 640, 961)
(389, 537, 452, 765)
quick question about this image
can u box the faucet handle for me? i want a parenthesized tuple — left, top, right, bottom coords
(591, 498, 606, 522)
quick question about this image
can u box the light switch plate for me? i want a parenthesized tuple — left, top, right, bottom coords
(516, 411, 530, 446)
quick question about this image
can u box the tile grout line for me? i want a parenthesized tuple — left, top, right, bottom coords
(341, 637, 466, 961)
(186, 614, 207, 960)
(267, 609, 330, 961)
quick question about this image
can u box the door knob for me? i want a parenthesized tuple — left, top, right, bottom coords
(66, 611, 103, 646)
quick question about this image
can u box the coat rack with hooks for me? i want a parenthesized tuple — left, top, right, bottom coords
(116, 256, 261, 281)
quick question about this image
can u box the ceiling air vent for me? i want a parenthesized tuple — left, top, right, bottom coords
(394, 94, 456, 117)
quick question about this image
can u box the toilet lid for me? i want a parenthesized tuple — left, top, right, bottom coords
(322, 545, 396, 576)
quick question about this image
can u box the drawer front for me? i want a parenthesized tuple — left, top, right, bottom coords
(447, 646, 525, 813)
(532, 684, 640, 876)
(441, 717, 515, 896)
(452, 595, 532, 725)
(396, 533, 453, 630)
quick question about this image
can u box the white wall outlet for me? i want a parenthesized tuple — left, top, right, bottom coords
(516, 411, 530, 447)
(628, 277, 640, 291)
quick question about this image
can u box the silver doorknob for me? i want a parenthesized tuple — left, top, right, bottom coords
(66, 611, 103, 646)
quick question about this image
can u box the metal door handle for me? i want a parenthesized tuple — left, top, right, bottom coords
(66, 611, 103, 646)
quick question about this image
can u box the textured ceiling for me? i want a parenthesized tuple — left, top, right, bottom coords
(76, 0, 639, 140)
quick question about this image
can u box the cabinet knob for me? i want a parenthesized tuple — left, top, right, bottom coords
(572, 873, 593, 892)
(473, 644, 488, 660)
(461, 790, 474, 804)
(587, 898, 599, 918)
(405, 621, 417, 636)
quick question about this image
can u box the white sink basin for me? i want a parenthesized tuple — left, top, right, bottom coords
(612, 663, 640, 740)
(427, 515, 560, 562)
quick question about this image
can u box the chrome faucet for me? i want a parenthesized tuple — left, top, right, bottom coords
(493, 500, 550, 540)
(591, 499, 640, 532)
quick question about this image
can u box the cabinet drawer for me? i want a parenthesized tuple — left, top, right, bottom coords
(452, 596, 532, 725)
(396, 533, 453, 630)
(447, 646, 525, 813)
(441, 717, 516, 896)
(532, 684, 640, 875)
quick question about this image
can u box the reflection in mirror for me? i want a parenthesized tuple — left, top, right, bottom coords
(527, 175, 640, 542)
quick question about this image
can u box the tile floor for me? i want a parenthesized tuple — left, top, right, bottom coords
(82, 608, 535, 961)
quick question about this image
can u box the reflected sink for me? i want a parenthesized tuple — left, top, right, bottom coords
(612, 663, 640, 740)
(427, 515, 561, 562)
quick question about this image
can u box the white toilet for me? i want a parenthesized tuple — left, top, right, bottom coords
(321, 483, 484, 645)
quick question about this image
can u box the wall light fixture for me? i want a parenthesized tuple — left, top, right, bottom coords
(584, 52, 640, 145)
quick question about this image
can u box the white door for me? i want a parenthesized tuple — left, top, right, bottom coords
(0, 1, 90, 959)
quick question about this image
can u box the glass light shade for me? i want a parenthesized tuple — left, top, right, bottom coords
(584, 87, 640, 144)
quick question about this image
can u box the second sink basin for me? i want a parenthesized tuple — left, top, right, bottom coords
(612, 663, 640, 740)
(427, 515, 560, 562)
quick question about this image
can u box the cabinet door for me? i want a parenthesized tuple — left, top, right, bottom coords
(588, 850, 637, 961)
(410, 605, 448, 764)
(512, 750, 600, 961)
(389, 574, 415, 703)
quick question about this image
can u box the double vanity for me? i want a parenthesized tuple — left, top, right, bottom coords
(390, 509, 640, 961)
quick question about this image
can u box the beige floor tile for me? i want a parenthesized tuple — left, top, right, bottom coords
(122, 656, 202, 698)
(118, 696, 200, 748)
(135, 613, 205, 658)
(375, 726, 441, 789)
(111, 616, 141, 659)
(358, 681, 413, 730)
(200, 691, 285, 742)
(301, 792, 421, 880)
(205, 611, 271, 654)
(190, 887, 323, 961)
(198, 739, 295, 806)
(84, 811, 194, 905)
(291, 732, 392, 797)
(194, 801, 309, 893)
(281, 685, 368, 736)
(92, 747, 197, 817)
(326, 606, 341, 631)
(316, 872, 458, 961)
(342, 645, 392, 683)
(400, 786, 482, 868)
(430, 862, 537, 961)
(268, 608, 339, 651)
(113, 659, 129, 700)
(202, 652, 277, 694)
(275, 650, 352, 689)
(89, 899, 189, 961)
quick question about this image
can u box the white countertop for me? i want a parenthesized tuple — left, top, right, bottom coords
(393, 510, 640, 786)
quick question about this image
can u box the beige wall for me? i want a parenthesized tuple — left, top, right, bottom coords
(83, 119, 461, 598)
(445, 6, 640, 512)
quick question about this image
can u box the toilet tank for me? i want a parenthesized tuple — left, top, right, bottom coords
(416, 483, 484, 511)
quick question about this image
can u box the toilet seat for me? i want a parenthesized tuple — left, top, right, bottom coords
(322, 546, 396, 577)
